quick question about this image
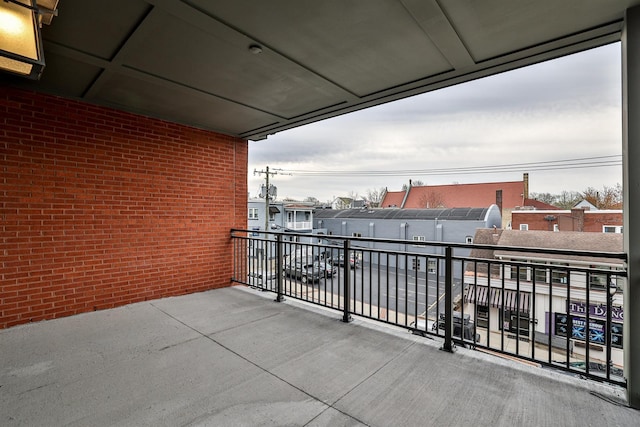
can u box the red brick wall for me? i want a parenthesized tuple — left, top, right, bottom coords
(1, 87, 248, 328)
(512, 211, 623, 232)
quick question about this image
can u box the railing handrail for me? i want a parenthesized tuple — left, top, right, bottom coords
(231, 229, 627, 387)
(230, 228, 628, 262)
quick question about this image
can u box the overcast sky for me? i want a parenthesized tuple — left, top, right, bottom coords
(248, 43, 622, 203)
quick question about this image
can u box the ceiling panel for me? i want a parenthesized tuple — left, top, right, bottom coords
(92, 72, 282, 136)
(440, 0, 629, 62)
(2, 0, 637, 140)
(118, 8, 350, 118)
(188, 0, 453, 97)
(24, 53, 102, 97)
(42, 0, 151, 61)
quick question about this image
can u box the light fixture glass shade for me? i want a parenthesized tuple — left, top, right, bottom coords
(0, 0, 45, 79)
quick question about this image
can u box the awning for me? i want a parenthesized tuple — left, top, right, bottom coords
(269, 206, 280, 214)
(464, 285, 530, 313)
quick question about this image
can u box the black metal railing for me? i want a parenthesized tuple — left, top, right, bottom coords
(231, 229, 627, 387)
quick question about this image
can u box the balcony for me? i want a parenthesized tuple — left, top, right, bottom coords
(234, 229, 628, 387)
(2, 272, 638, 424)
(3, 230, 638, 425)
(286, 220, 313, 230)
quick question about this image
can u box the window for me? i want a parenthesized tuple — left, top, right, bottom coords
(465, 236, 473, 244)
(519, 224, 529, 231)
(477, 305, 489, 328)
(603, 225, 623, 233)
(510, 264, 529, 281)
(352, 232, 362, 238)
(411, 258, 421, 270)
(551, 263, 568, 284)
(427, 259, 436, 273)
(412, 235, 425, 247)
(589, 272, 607, 289)
(555, 313, 616, 348)
(534, 266, 548, 284)
(612, 322, 623, 349)
(248, 208, 258, 220)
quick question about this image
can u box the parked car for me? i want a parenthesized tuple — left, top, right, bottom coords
(247, 270, 276, 288)
(313, 261, 337, 278)
(283, 260, 322, 284)
(435, 311, 481, 345)
(328, 254, 359, 269)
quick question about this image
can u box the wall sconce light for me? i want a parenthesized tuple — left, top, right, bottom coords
(0, 0, 58, 80)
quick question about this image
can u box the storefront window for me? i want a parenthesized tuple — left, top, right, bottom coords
(477, 305, 489, 328)
(499, 309, 530, 335)
(554, 312, 621, 349)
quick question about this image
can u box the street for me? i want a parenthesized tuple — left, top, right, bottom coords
(280, 261, 463, 322)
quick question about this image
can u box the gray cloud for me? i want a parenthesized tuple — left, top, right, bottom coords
(249, 43, 622, 202)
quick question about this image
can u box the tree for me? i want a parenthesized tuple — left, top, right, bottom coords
(401, 179, 424, 190)
(555, 190, 582, 209)
(304, 196, 319, 205)
(366, 187, 386, 208)
(529, 192, 555, 205)
(530, 185, 621, 209)
(582, 184, 622, 209)
(346, 190, 360, 201)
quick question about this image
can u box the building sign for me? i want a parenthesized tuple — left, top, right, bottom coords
(555, 313, 623, 349)
(568, 301, 623, 321)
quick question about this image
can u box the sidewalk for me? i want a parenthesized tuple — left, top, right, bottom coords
(1, 286, 637, 426)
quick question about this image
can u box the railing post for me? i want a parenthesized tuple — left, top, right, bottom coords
(275, 234, 285, 302)
(606, 284, 613, 380)
(441, 246, 454, 352)
(342, 239, 352, 322)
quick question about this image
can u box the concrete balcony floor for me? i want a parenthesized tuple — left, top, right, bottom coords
(1, 286, 638, 426)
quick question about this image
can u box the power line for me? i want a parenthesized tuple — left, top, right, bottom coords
(275, 155, 622, 177)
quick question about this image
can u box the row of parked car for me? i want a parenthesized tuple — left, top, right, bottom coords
(283, 254, 360, 284)
(248, 254, 360, 286)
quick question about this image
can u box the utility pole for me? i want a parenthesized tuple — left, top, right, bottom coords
(254, 166, 279, 233)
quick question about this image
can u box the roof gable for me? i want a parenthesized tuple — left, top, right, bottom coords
(380, 190, 406, 208)
(403, 181, 524, 209)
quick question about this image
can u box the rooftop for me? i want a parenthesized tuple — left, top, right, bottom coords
(314, 206, 492, 221)
(2, 286, 637, 426)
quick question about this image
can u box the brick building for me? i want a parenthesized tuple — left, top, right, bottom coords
(511, 208, 623, 233)
(1, 88, 248, 328)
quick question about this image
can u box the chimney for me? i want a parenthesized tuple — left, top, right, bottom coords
(400, 180, 412, 208)
(523, 173, 529, 201)
(571, 208, 585, 232)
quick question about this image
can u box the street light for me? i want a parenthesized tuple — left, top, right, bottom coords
(0, 0, 58, 80)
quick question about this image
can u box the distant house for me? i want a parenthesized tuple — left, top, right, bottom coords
(247, 198, 316, 259)
(511, 208, 623, 233)
(574, 199, 598, 210)
(248, 199, 314, 233)
(379, 173, 534, 228)
(332, 197, 367, 210)
(332, 197, 353, 210)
